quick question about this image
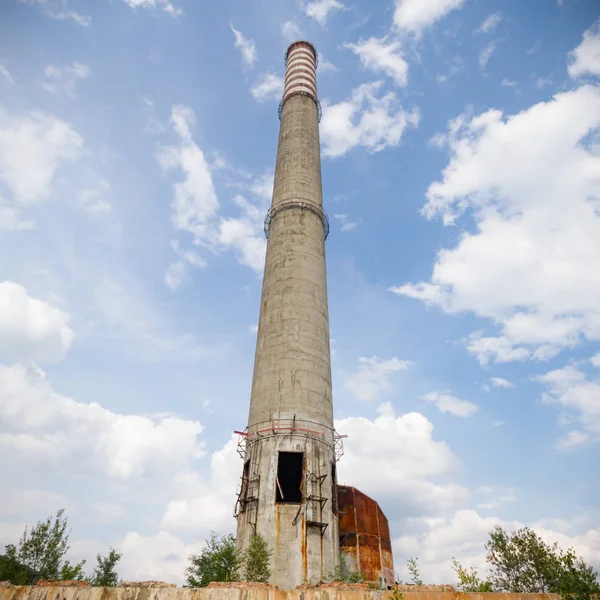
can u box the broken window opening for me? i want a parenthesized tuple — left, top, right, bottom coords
(276, 451, 304, 503)
(239, 460, 250, 509)
(331, 462, 338, 515)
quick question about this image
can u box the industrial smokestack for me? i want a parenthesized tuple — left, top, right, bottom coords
(234, 41, 340, 588)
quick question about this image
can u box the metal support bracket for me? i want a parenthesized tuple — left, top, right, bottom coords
(264, 199, 330, 240)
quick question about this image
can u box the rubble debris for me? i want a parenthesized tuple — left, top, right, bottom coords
(207, 582, 274, 588)
(36, 581, 90, 587)
(118, 581, 176, 588)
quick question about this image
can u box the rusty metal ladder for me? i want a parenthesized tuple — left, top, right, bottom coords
(305, 466, 328, 536)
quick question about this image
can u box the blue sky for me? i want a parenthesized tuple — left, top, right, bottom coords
(1, 0, 599, 585)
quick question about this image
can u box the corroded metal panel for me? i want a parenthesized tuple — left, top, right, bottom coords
(358, 537, 380, 582)
(355, 489, 379, 535)
(338, 486, 357, 534)
(377, 504, 391, 539)
(336, 485, 394, 587)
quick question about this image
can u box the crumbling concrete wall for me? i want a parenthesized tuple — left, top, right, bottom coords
(0, 585, 562, 600)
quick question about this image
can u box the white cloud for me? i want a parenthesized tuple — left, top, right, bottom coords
(120, 0, 182, 16)
(250, 170, 274, 201)
(393, 0, 465, 35)
(321, 81, 419, 157)
(0, 204, 34, 232)
(396, 509, 600, 584)
(282, 20, 302, 41)
(392, 85, 600, 364)
(422, 391, 478, 417)
(212, 195, 266, 272)
(591, 352, 600, 368)
(0, 105, 83, 204)
(118, 531, 201, 583)
(20, 0, 91, 26)
(158, 105, 219, 238)
(319, 57, 338, 72)
(333, 213, 360, 231)
(536, 364, 600, 445)
(42, 62, 91, 96)
(161, 436, 239, 535)
(305, 0, 344, 26)
(0, 281, 73, 363)
(91, 502, 125, 522)
(0, 64, 14, 84)
(93, 277, 208, 361)
(467, 334, 531, 366)
(476, 486, 516, 510)
(502, 78, 518, 88)
(0, 363, 205, 479)
(250, 73, 283, 102)
(344, 355, 412, 402)
(336, 406, 467, 518)
(394, 509, 513, 583)
(477, 12, 502, 34)
(556, 429, 589, 449)
(165, 240, 206, 291)
(479, 41, 497, 69)
(537, 76, 553, 88)
(345, 37, 408, 87)
(230, 24, 257, 68)
(568, 19, 600, 78)
(76, 180, 112, 216)
(158, 106, 267, 281)
(0, 489, 74, 519)
(489, 377, 514, 389)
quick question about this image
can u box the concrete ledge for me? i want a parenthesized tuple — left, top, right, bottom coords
(0, 585, 562, 600)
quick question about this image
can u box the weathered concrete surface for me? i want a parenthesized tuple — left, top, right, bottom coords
(0, 585, 563, 600)
(236, 40, 338, 588)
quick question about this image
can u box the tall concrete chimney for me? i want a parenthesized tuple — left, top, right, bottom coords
(235, 41, 340, 588)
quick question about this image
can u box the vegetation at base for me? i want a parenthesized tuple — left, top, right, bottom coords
(186, 532, 240, 587)
(485, 525, 600, 599)
(390, 589, 404, 600)
(448, 525, 600, 599)
(325, 553, 363, 583)
(241, 534, 271, 583)
(59, 560, 87, 582)
(90, 549, 123, 587)
(0, 509, 72, 584)
(406, 557, 423, 585)
(185, 531, 272, 586)
(452, 559, 494, 592)
(0, 509, 121, 586)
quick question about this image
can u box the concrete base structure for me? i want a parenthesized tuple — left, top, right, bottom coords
(0, 585, 563, 600)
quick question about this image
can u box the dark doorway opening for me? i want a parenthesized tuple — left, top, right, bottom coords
(331, 462, 338, 515)
(240, 460, 250, 508)
(276, 451, 304, 503)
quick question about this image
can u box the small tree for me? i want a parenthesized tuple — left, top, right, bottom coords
(90, 548, 122, 587)
(452, 559, 494, 592)
(485, 526, 600, 599)
(59, 560, 87, 581)
(185, 533, 240, 587)
(326, 553, 363, 583)
(242, 534, 271, 583)
(406, 557, 423, 585)
(0, 509, 71, 584)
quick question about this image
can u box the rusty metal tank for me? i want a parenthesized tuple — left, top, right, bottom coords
(337, 485, 395, 587)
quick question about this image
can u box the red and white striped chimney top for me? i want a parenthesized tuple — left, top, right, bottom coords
(283, 41, 318, 104)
